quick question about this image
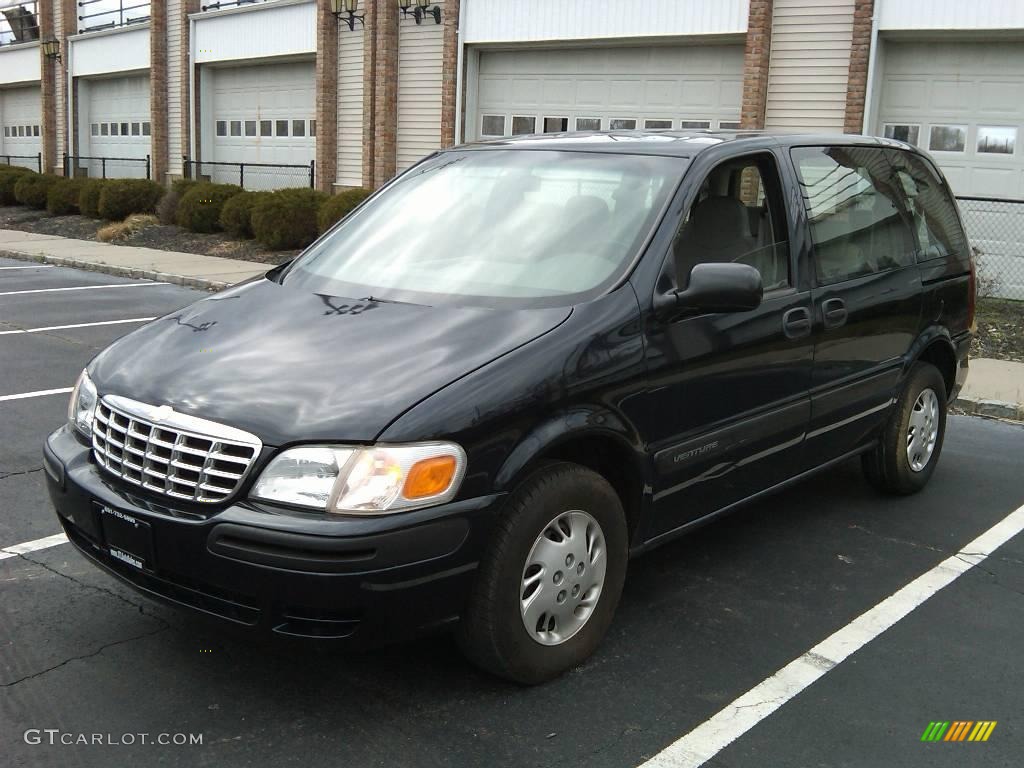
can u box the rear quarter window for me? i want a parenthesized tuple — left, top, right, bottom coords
(885, 150, 969, 263)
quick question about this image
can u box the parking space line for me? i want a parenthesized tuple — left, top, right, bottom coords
(0, 533, 69, 561)
(0, 317, 156, 336)
(0, 387, 74, 402)
(0, 283, 168, 297)
(0, 265, 56, 271)
(640, 501, 1024, 768)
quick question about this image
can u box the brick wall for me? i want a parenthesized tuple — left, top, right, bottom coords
(740, 0, 773, 130)
(180, 0, 199, 170)
(440, 0, 460, 147)
(361, 0, 377, 188)
(150, 0, 169, 182)
(844, 0, 874, 134)
(38, 0, 56, 173)
(372, 0, 398, 188)
(315, 0, 339, 192)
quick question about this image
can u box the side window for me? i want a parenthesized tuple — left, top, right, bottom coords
(791, 146, 916, 286)
(886, 150, 968, 261)
(672, 153, 791, 291)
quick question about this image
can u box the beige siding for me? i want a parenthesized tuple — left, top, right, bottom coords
(167, 0, 183, 175)
(397, 0, 444, 173)
(764, 0, 855, 132)
(336, 10, 364, 187)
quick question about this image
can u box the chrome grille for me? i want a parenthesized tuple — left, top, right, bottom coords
(91, 396, 261, 504)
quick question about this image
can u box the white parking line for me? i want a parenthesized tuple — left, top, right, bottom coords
(0, 387, 74, 402)
(641, 501, 1024, 768)
(0, 265, 56, 271)
(0, 317, 156, 336)
(0, 533, 69, 561)
(0, 282, 168, 297)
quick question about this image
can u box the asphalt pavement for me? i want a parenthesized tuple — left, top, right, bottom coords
(1, 256, 1022, 768)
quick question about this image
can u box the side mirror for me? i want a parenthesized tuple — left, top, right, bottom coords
(657, 262, 763, 315)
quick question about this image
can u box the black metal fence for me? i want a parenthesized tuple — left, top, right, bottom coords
(63, 154, 151, 180)
(183, 158, 315, 190)
(957, 196, 1024, 301)
(1, 153, 42, 172)
(0, 0, 40, 46)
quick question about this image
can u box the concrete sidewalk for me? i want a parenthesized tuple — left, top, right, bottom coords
(1, 226, 1021, 420)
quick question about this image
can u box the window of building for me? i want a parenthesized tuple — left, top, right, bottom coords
(718, 121, 741, 130)
(276, 120, 289, 137)
(679, 120, 711, 129)
(977, 126, 1016, 155)
(216, 121, 227, 137)
(33, 125, 40, 136)
(292, 119, 306, 137)
(481, 114, 505, 136)
(644, 119, 673, 130)
(120, 122, 129, 136)
(574, 117, 601, 131)
(16, 125, 24, 136)
(792, 146, 917, 285)
(260, 120, 272, 137)
(511, 116, 535, 135)
(310, 119, 316, 136)
(609, 118, 637, 130)
(230, 120, 242, 137)
(142, 122, 151, 136)
(883, 123, 920, 146)
(101, 123, 109, 136)
(543, 117, 568, 133)
(245, 120, 257, 137)
(887, 149, 970, 261)
(131, 122, 140, 136)
(2, 127, 8, 137)
(928, 125, 966, 153)
(110, 123, 119, 136)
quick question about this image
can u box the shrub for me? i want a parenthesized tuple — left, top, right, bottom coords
(78, 179, 107, 218)
(14, 174, 61, 210)
(46, 178, 88, 215)
(97, 214, 159, 242)
(97, 179, 165, 221)
(177, 182, 243, 233)
(0, 166, 35, 205)
(252, 188, 329, 250)
(318, 187, 371, 234)
(219, 191, 271, 239)
(156, 178, 199, 224)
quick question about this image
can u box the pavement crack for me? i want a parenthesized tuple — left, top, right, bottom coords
(0, 467, 43, 481)
(847, 524, 949, 555)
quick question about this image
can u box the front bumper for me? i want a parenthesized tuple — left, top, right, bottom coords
(44, 425, 502, 644)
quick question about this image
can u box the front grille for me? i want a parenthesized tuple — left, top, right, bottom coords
(92, 396, 261, 504)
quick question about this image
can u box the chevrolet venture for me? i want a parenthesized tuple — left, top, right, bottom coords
(45, 132, 974, 684)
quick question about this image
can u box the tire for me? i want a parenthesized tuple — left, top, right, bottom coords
(457, 462, 628, 684)
(862, 361, 947, 495)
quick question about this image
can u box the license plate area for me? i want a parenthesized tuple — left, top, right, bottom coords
(95, 503, 155, 572)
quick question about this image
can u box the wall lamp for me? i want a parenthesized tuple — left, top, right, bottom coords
(331, 0, 363, 31)
(400, 0, 441, 25)
(41, 37, 62, 62)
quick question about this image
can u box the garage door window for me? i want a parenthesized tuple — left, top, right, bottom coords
(310, 120, 316, 137)
(609, 118, 637, 130)
(131, 122, 140, 136)
(230, 121, 242, 137)
(100, 124, 108, 136)
(929, 125, 966, 153)
(645, 119, 673, 130)
(142, 122, 151, 136)
(259, 120, 272, 137)
(111, 123, 119, 136)
(718, 121, 741, 130)
(216, 121, 227, 137)
(511, 116, 535, 135)
(276, 120, 289, 137)
(245, 121, 257, 137)
(543, 117, 568, 133)
(883, 124, 920, 146)
(977, 126, 1016, 155)
(480, 115, 505, 137)
(680, 120, 711, 129)
(33, 126, 39, 136)
(293, 120, 306, 137)
(575, 117, 601, 131)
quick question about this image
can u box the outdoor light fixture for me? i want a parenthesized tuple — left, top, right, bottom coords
(40, 37, 61, 62)
(331, 0, 363, 31)
(400, 0, 441, 25)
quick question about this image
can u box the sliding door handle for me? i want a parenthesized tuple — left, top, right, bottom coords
(822, 298, 848, 329)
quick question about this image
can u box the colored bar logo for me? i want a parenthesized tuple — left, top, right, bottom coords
(921, 721, 997, 742)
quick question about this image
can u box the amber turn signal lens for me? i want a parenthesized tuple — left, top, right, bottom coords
(403, 455, 457, 499)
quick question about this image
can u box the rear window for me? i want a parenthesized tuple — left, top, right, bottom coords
(885, 150, 968, 262)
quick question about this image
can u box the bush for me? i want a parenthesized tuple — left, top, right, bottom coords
(252, 188, 329, 250)
(78, 179, 107, 218)
(97, 179, 165, 221)
(97, 214, 159, 242)
(318, 187, 371, 234)
(156, 179, 199, 225)
(0, 166, 35, 205)
(177, 182, 243, 233)
(46, 178, 88, 215)
(14, 174, 61, 210)
(219, 191, 271, 239)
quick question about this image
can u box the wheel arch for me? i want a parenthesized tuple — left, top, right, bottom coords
(907, 326, 957, 399)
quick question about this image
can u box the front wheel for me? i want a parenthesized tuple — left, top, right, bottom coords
(457, 463, 628, 684)
(862, 361, 947, 494)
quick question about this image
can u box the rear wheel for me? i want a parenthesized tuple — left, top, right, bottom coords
(862, 361, 947, 494)
(457, 463, 628, 684)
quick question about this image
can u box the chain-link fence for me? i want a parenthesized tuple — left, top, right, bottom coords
(183, 158, 315, 191)
(1, 153, 42, 172)
(957, 197, 1024, 300)
(64, 155, 152, 180)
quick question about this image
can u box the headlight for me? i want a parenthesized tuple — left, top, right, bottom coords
(250, 442, 466, 514)
(67, 369, 98, 437)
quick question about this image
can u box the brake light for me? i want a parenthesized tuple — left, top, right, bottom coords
(967, 252, 977, 330)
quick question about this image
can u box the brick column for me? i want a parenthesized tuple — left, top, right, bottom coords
(361, 0, 377, 188)
(440, 0, 460, 147)
(54, 0, 77, 174)
(39, 0, 57, 174)
(373, 0, 398, 188)
(315, 0, 339, 192)
(740, 0, 773, 130)
(844, 0, 874, 134)
(180, 0, 199, 170)
(150, 0, 169, 183)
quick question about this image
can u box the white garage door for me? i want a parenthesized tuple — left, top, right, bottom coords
(80, 75, 152, 179)
(209, 60, 315, 190)
(473, 45, 743, 141)
(0, 85, 42, 171)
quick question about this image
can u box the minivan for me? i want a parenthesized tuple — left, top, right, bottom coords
(45, 131, 974, 684)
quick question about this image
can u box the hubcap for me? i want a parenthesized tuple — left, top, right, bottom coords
(907, 387, 939, 472)
(520, 510, 607, 646)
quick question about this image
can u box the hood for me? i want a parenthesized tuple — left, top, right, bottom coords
(90, 278, 571, 445)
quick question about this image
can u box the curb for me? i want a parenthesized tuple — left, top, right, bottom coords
(0, 249, 230, 292)
(954, 396, 1024, 423)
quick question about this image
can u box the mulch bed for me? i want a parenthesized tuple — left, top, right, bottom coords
(0, 206, 297, 265)
(972, 298, 1024, 363)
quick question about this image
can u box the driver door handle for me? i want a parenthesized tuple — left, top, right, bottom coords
(822, 298, 848, 329)
(783, 307, 811, 339)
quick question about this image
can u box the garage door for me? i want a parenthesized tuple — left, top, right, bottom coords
(79, 75, 152, 179)
(0, 85, 42, 170)
(209, 60, 315, 190)
(473, 45, 743, 141)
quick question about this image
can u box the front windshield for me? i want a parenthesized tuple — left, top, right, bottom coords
(284, 149, 686, 308)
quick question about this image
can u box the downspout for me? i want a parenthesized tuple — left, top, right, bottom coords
(862, 0, 881, 134)
(453, 0, 466, 145)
